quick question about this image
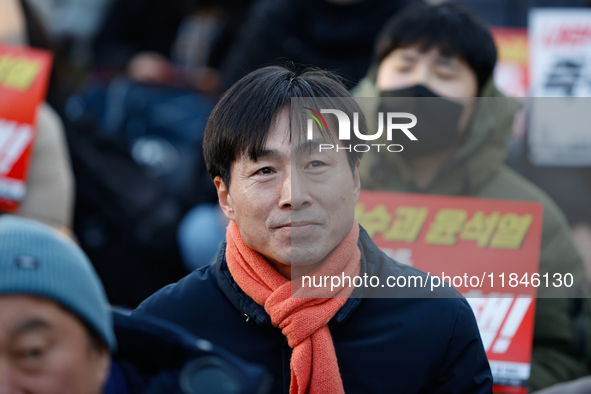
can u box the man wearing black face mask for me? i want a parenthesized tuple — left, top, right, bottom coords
(378, 85, 469, 160)
(354, 2, 591, 393)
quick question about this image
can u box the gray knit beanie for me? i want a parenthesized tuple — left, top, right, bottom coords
(0, 215, 116, 351)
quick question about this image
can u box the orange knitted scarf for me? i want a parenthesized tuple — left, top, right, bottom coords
(225, 220, 361, 394)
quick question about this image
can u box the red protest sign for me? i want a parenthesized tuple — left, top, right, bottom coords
(356, 190, 544, 393)
(0, 44, 53, 212)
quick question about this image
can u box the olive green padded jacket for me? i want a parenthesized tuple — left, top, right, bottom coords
(353, 75, 591, 392)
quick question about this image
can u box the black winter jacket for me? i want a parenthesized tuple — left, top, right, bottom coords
(104, 311, 271, 394)
(133, 226, 493, 393)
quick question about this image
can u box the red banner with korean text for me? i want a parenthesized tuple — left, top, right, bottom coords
(356, 191, 543, 394)
(0, 44, 53, 213)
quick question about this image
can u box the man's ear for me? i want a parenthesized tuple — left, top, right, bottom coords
(214, 176, 236, 221)
(89, 342, 111, 391)
(353, 160, 361, 203)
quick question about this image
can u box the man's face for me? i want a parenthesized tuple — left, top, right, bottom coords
(376, 46, 479, 98)
(0, 295, 110, 394)
(215, 107, 360, 278)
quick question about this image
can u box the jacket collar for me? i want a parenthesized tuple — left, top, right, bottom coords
(103, 360, 129, 394)
(212, 226, 376, 327)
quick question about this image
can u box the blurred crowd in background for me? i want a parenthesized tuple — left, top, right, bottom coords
(7, 0, 587, 309)
(2, 0, 591, 392)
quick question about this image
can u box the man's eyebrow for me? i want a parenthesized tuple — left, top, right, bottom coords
(434, 56, 459, 69)
(255, 149, 282, 160)
(400, 53, 417, 62)
(11, 318, 52, 336)
(294, 140, 329, 154)
(252, 141, 331, 160)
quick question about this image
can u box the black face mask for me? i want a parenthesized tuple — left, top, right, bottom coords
(378, 85, 465, 159)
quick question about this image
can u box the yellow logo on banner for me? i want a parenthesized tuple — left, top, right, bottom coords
(0, 55, 41, 91)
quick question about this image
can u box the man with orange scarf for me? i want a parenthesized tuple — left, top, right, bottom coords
(133, 65, 492, 394)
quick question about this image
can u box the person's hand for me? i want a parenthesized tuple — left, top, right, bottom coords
(127, 52, 173, 84)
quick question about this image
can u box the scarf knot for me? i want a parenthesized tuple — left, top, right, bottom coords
(226, 220, 361, 394)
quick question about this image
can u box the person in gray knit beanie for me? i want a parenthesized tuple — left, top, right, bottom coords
(0, 214, 113, 394)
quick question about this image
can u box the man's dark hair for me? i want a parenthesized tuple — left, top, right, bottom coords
(203, 65, 366, 187)
(374, 2, 497, 92)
